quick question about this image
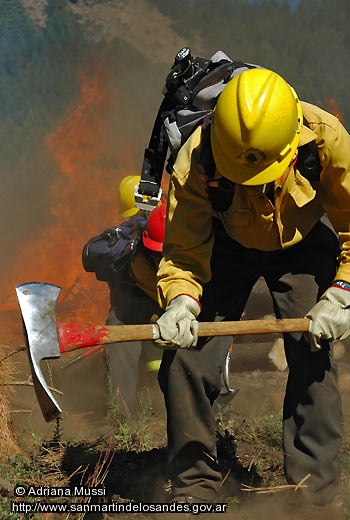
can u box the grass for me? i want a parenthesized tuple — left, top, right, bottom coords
(0, 408, 349, 519)
(1, 345, 350, 519)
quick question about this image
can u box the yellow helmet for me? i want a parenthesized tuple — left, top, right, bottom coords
(118, 175, 140, 218)
(210, 68, 303, 185)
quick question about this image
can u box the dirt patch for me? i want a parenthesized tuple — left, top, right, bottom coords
(5, 343, 350, 515)
(2, 295, 350, 518)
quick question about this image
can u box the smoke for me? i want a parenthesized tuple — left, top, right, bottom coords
(0, 55, 153, 331)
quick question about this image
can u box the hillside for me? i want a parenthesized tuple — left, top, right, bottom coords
(22, 0, 195, 63)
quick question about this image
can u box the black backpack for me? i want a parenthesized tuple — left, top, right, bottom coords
(135, 48, 258, 211)
(82, 215, 147, 281)
(135, 47, 321, 213)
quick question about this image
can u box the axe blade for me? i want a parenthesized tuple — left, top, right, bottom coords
(16, 282, 62, 422)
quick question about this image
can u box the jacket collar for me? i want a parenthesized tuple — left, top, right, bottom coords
(299, 124, 317, 147)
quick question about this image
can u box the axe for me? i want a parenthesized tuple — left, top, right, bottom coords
(16, 281, 311, 423)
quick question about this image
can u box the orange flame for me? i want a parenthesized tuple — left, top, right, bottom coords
(326, 99, 344, 124)
(1, 65, 136, 335)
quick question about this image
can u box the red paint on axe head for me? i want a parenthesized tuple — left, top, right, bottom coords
(57, 322, 109, 352)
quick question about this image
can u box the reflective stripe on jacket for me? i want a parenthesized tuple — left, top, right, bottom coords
(157, 101, 350, 308)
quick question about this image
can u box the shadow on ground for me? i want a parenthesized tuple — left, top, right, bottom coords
(59, 428, 262, 508)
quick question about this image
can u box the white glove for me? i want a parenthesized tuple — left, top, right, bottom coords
(306, 282, 350, 351)
(154, 295, 201, 350)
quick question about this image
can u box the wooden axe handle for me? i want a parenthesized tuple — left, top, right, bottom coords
(198, 318, 310, 337)
(58, 318, 310, 352)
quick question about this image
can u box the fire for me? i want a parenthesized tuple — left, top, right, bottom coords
(326, 99, 344, 124)
(1, 64, 138, 333)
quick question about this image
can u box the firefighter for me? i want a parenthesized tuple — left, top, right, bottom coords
(154, 68, 350, 506)
(118, 174, 143, 218)
(106, 177, 234, 418)
(104, 178, 164, 417)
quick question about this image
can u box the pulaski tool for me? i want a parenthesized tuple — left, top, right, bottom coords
(16, 282, 311, 422)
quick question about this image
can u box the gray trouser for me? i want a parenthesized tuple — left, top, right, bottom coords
(158, 220, 343, 504)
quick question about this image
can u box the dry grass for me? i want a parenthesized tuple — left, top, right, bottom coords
(0, 343, 349, 518)
(0, 345, 23, 461)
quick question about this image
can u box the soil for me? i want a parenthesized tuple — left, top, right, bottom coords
(3, 282, 350, 519)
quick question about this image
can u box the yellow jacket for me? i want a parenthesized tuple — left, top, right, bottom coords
(157, 102, 350, 308)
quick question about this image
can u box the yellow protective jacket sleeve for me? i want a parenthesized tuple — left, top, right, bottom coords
(157, 102, 350, 308)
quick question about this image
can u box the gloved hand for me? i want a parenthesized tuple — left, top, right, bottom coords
(154, 295, 201, 349)
(306, 282, 350, 351)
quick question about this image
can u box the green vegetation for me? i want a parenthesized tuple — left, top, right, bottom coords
(150, 0, 350, 127)
(0, 0, 89, 270)
(1, 0, 349, 274)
